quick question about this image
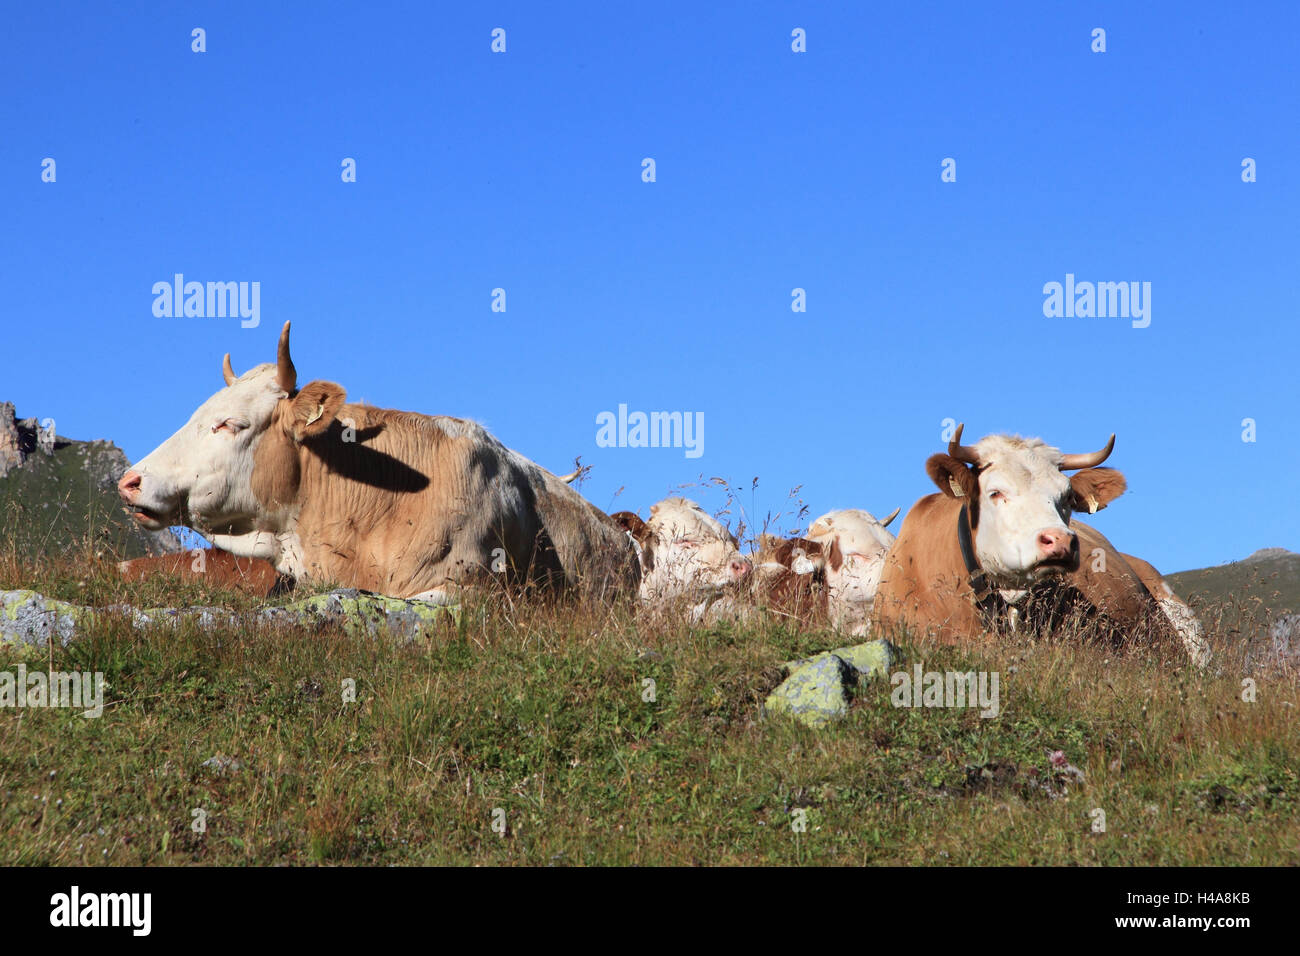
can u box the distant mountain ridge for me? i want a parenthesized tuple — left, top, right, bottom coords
(0, 401, 179, 559)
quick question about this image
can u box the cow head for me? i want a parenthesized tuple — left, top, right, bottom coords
(118, 322, 346, 536)
(613, 498, 752, 601)
(805, 507, 899, 609)
(925, 424, 1127, 588)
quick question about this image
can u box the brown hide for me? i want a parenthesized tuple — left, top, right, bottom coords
(116, 550, 287, 598)
(751, 536, 829, 624)
(873, 494, 1165, 645)
(253, 402, 638, 600)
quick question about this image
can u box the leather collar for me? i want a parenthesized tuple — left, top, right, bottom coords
(958, 502, 1009, 628)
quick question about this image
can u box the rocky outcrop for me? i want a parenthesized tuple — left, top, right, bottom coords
(0, 588, 459, 647)
(0, 402, 28, 477)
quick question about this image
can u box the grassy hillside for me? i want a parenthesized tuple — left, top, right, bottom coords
(0, 549, 1296, 866)
(1168, 550, 1300, 644)
(0, 430, 177, 561)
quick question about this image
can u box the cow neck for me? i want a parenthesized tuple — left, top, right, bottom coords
(957, 502, 1010, 628)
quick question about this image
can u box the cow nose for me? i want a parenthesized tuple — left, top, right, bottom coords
(1037, 528, 1074, 560)
(118, 470, 141, 503)
(730, 557, 752, 581)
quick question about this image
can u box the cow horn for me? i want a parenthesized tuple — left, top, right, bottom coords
(276, 321, 296, 393)
(222, 353, 237, 386)
(880, 506, 900, 528)
(558, 469, 580, 484)
(1059, 434, 1115, 471)
(947, 423, 981, 465)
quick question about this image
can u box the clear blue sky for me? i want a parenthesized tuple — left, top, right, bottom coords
(4, 2, 1296, 573)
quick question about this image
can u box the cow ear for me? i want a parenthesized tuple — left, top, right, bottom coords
(1069, 467, 1127, 514)
(612, 511, 649, 541)
(926, 454, 979, 499)
(286, 381, 346, 442)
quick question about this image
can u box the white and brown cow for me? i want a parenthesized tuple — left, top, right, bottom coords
(749, 533, 831, 623)
(804, 507, 900, 633)
(872, 424, 1206, 664)
(118, 322, 639, 603)
(612, 498, 752, 621)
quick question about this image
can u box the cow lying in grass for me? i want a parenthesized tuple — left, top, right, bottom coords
(116, 549, 288, 598)
(118, 322, 640, 604)
(612, 498, 752, 622)
(614, 498, 899, 632)
(872, 424, 1208, 666)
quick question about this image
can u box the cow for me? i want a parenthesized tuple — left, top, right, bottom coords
(116, 550, 288, 598)
(612, 497, 752, 621)
(803, 507, 900, 633)
(749, 534, 830, 624)
(872, 424, 1204, 663)
(117, 322, 639, 603)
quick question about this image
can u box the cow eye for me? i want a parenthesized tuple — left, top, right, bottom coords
(212, 418, 248, 434)
(674, 538, 699, 548)
(989, 490, 1007, 503)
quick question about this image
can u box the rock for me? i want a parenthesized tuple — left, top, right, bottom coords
(201, 755, 243, 775)
(829, 640, 897, 679)
(764, 653, 853, 729)
(0, 588, 458, 647)
(764, 639, 899, 729)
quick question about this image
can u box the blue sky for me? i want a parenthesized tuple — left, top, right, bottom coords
(4, 1, 1296, 572)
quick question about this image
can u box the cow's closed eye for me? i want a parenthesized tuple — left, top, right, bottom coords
(673, 538, 699, 549)
(212, 418, 249, 434)
(989, 490, 1008, 503)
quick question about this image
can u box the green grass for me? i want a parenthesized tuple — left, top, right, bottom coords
(1, 545, 1297, 866)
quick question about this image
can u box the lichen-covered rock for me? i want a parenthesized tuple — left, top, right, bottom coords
(0, 588, 457, 647)
(830, 639, 898, 679)
(0, 590, 90, 647)
(764, 639, 899, 729)
(764, 653, 854, 728)
(276, 589, 457, 642)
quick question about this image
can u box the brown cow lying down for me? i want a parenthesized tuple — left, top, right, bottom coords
(116, 322, 639, 604)
(872, 424, 1208, 666)
(117, 549, 289, 598)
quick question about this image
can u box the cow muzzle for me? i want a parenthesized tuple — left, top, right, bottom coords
(1034, 527, 1078, 570)
(729, 557, 753, 584)
(118, 470, 175, 529)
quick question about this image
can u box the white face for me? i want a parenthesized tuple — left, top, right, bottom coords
(120, 364, 286, 534)
(638, 498, 752, 601)
(968, 436, 1077, 586)
(806, 509, 896, 606)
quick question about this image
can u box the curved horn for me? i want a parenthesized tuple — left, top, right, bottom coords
(222, 353, 237, 386)
(879, 506, 900, 529)
(276, 321, 296, 393)
(1059, 434, 1115, 471)
(947, 423, 980, 465)
(558, 469, 580, 484)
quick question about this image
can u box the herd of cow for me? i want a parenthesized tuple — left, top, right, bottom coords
(115, 323, 1210, 667)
